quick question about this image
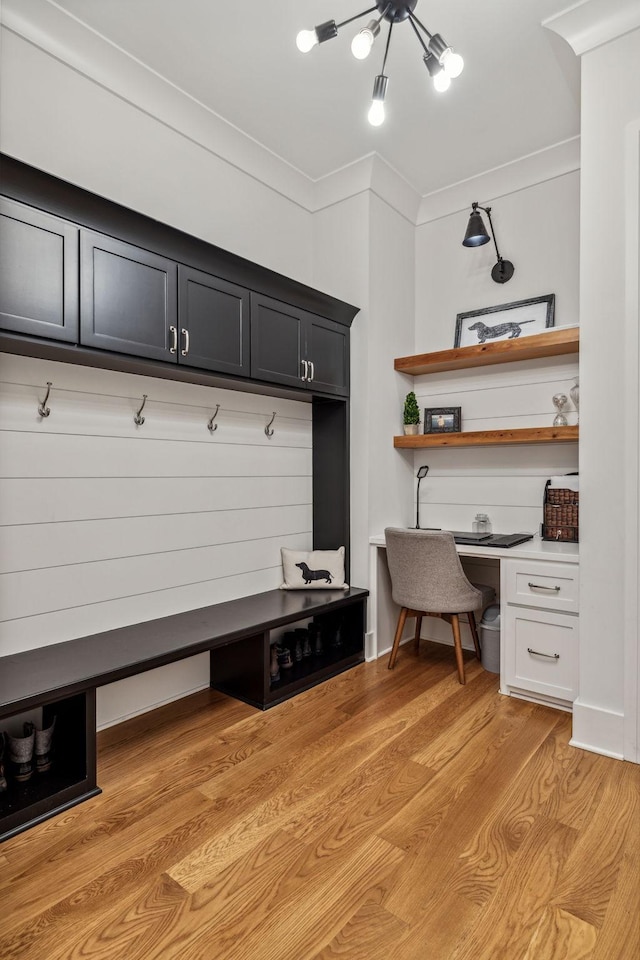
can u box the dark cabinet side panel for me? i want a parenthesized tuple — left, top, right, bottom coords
(250, 293, 305, 388)
(0, 197, 79, 343)
(178, 265, 250, 376)
(80, 231, 177, 362)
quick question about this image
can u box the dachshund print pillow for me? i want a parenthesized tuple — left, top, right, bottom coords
(280, 546, 348, 590)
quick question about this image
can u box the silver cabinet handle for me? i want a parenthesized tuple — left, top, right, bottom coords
(528, 582, 561, 592)
(301, 359, 309, 381)
(181, 328, 189, 356)
(308, 360, 314, 381)
(527, 647, 560, 660)
(169, 325, 178, 354)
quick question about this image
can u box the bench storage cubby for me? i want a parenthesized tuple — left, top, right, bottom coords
(0, 587, 367, 842)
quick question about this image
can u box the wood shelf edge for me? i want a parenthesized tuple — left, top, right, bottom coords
(394, 327, 579, 376)
(394, 426, 579, 448)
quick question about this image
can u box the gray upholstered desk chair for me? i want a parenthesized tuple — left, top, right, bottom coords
(384, 527, 495, 684)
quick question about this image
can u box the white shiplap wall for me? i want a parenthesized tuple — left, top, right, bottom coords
(0, 353, 313, 726)
(411, 353, 580, 534)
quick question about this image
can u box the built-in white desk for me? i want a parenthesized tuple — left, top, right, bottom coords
(369, 533, 580, 711)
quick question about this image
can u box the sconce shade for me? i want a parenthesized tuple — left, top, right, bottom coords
(462, 209, 490, 247)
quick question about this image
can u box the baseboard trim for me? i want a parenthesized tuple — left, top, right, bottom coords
(570, 699, 625, 760)
(96, 681, 210, 731)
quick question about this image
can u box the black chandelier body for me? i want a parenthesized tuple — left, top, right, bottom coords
(296, 1, 463, 126)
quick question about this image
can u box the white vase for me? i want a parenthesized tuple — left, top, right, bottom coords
(403, 424, 419, 435)
(570, 378, 579, 423)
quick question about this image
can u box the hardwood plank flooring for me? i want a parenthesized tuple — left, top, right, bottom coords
(1, 646, 638, 960)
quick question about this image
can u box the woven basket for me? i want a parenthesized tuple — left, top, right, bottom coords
(542, 480, 579, 542)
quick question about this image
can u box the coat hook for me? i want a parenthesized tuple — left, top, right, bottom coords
(134, 394, 148, 426)
(265, 411, 276, 438)
(207, 403, 220, 433)
(38, 382, 52, 418)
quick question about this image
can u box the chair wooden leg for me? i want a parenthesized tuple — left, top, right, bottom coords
(414, 615, 423, 654)
(388, 607, 408, 669)
(468, 610, 481, 660)
(450, 613, 466, 684)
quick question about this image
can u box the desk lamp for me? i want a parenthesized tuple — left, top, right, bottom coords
(415, 465, 429, 528)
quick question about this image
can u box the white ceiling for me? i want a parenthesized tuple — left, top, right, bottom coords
(50, 0, 580, 196)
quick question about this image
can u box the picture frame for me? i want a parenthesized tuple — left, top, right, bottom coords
(424, 406, 461, 434)
(454, 294, 555, 348)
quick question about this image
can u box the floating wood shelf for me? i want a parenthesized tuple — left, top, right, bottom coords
(394, 327, 579, 376)
(394, 426, 579, 449)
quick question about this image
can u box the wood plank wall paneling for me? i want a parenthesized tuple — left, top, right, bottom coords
(0, 353, 313, 726)
(412, 355, 579, 535)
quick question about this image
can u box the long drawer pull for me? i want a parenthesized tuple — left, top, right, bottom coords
(527, 647, 560, 660)
(169, 325, 178, 354)
(181, 328, 189, 356)
(528, 582, 561, 592)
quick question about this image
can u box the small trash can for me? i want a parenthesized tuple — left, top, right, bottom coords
(479, 604, 501, 674)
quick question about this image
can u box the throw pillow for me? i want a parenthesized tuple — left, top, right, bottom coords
(280, 546, 348, 590)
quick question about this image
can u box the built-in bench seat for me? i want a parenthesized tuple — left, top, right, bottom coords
(0, 586, 368, 842)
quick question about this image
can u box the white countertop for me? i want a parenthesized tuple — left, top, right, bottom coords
(369, 532, 579, 563)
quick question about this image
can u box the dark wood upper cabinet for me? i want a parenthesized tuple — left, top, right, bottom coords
(0, 197, 79, 343)
(250, 294, 305, 389)
(307, 314, 349, 396)
(177, 265, 250, 376)
(80, 230, 177, 362)
(250, 293, 348, 396)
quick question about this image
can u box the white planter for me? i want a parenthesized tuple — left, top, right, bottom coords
(403, 424, 420, 435)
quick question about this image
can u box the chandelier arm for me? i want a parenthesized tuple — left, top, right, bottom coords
(380, 21, 394, 74)
(407, 14, 430, 56)
(335, 6, 378, 30)
(407, 10, 433, 41)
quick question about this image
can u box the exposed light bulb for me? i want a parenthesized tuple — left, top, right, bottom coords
(351, 20, 379, 60)
(352, 28, 375, 59)
(441, 48, 464, 79)
(433, 71, 451, 93)
(296, 29, 318, 53)
(368, 99, 385, 126)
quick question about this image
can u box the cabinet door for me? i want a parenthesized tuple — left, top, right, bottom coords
(307, 314, 349, 396)
(0, 197, 79, 343)
(81, 230, 177, 361)
(250, 293, 306, 388)
(178, 266, 250, 375)
(504, 605, 577, 702)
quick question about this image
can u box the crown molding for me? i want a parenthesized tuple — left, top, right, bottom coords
(0, 0, 316, 210)
(313, 154, 421, 223)
(543, 0, 640, 56)
(416, 137, 581, 226)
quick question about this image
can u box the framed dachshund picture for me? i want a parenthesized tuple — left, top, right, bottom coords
(454, 294, 555, 348)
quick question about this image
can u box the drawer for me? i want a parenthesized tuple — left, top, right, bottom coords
(504, 559, 579, 613)
(504, 605, 577, 701)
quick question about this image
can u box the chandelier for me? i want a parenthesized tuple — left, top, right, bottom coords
(296, 1, 464, 126)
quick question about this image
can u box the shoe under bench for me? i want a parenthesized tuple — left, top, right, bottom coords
(0, 586, 368, 842)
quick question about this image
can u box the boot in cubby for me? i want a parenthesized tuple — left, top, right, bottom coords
(8, 722, 35, 783)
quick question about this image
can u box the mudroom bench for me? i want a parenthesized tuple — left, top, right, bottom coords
(0, 586, 368, 842)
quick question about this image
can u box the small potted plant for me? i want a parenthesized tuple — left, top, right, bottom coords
(403, 391, 420, 435)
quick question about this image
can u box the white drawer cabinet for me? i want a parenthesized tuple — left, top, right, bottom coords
(502, 556, 579, 709)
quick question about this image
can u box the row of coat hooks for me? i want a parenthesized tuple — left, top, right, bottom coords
(37, 382, 278, 438)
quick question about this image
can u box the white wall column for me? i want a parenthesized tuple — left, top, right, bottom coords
(546, 1, 640, 760)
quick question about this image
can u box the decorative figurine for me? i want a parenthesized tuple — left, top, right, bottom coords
(552, 393, 568, 427)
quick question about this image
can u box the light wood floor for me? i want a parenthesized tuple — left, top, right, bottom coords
(1, 645, 639, 960)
